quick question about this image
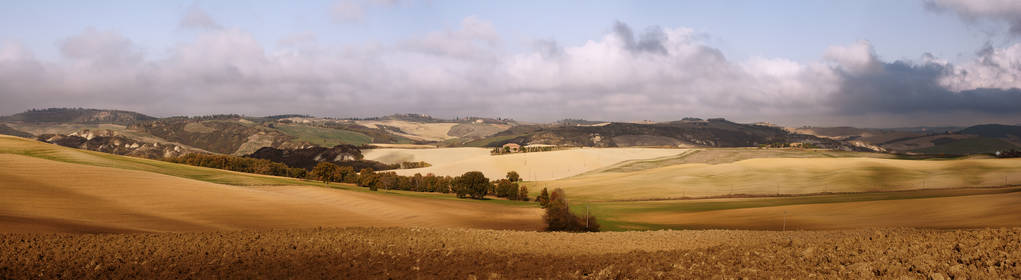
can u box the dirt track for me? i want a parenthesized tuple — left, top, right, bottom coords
(1, 227, 1018, 279)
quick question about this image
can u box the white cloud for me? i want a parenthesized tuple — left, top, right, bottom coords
(2, 17, 1020, 126)
(941, 42, 1021, 91)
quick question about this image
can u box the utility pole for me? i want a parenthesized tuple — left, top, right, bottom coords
(585, 203, 590, 230)
(783, 210, 787, 231)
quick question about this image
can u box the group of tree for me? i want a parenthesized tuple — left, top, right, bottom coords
(309, 162, 531, 202)
(542, 188, 599, 232)
(167, 153, 532, 202)
(490, 145, 558, 155)
(996, 149, 1020, 158)
(166, 153, 307, 178)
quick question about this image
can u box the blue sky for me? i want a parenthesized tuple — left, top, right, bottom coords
(1, 0, 1020, 126)
(0, 1, 993, 61)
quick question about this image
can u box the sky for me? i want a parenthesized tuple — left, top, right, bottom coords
(1, 0, 1021, 127)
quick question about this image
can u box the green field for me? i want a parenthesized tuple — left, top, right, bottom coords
(525, 149, 1021, 201)
(274, 124, 373, 146)
(573, 186, 1021, 231)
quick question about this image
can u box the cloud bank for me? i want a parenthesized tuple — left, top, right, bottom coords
(1, 8, 1020, 126)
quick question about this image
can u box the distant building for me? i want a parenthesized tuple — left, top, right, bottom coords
(789, 142, 804, 148)
(502, 143, 521, 153)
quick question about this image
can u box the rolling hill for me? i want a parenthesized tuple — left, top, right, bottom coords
(537, 148, 1021, 201)
(0, 135, 542, 233)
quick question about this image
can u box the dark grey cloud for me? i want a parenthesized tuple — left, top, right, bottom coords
(612, 21, 668, 54)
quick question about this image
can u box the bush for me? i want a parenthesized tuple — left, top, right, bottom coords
(543, 189, 598, 232)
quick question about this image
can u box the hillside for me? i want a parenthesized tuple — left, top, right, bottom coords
(0, 136, 542, 232)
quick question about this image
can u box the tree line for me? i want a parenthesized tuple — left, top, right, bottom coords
(310, 163, 532, 202)
(166, 153, 307, 178)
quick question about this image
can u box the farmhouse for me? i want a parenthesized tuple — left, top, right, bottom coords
(502, 143, 521, 153)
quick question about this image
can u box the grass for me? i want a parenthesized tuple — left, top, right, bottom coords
(274, 124, 372, 146)
(581, 186, 1021, 231)
(533, 155, 1021, 201)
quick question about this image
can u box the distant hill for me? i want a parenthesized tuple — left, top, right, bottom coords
(0, 124, 32, 138)
(793, 123, 1021, 155)
(959, 124, 1021, 139)
(0, 108, 155, 124)
(247, 145, 397, 171)
(479, 118, 861, 150)
(5, 107, 1017, 157)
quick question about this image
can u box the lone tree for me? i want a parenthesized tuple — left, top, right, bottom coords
(454, 171, 490, 199)
(536, 187, 551, 208)
(310, 162, 340, 184)
(506, 171, 521, 182)
(543, 188, 599, 232)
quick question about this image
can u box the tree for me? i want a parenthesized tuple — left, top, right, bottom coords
(412, 173, 424, 191)
(543, 188, 599, 232)
(536, 187, 551, 208)
(495, 179, 513, 197)
(453, 171, 489, 199)
(337, 166, 355, 183)
(378, 172, 398, 190)
(310, 162, 340, 184)
(506, 171, 521, 182)
(358, 168, 378, 190)
(508, 183, 520, 200)
(518, 185, 529, 201)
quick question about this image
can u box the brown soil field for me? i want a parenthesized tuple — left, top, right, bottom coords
(0, 154, 542, 233)
(1, 227, 1018, 279)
